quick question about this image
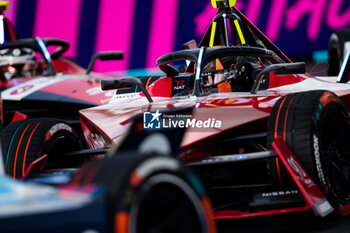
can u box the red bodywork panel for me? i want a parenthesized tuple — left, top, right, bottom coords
(52, 59, 86, 75)
(214, 206, 310, 219)
(79, 94, 275, 148)
(78, 74, 350, 219)
(272, 137, 333, 217)
(22, 154, 48, 180)
(0, 59, 118, 105)
(0, 58, 92, 89)
(77, 5, 350, 220)
(38, 77, 114, 105)
(79, 74, 350, 150)
(268, 73, 306, 89)
(0, 58, 121, 125)
(146, 77, 173, 97)
(10, 111, 27, 123)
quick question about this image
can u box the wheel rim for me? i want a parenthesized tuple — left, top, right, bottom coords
(321, 106, 350, 203)
(46, 135, 82, 168)
(130, 174, 208, 233)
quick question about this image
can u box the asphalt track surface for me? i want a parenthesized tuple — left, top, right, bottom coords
(217, 212, 350, 233)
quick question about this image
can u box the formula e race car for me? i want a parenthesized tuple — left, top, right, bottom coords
(0, 38, 130, 178)
(0, 113, 216, 233)
(4, 0, 350, 222)
(0, 39, 125, 125)
(0, 4, 126, 124)
(76, 1, 350, 219)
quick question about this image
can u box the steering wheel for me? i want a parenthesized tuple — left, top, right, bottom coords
(0, 37, 70, 76)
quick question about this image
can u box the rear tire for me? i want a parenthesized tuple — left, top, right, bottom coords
(71, 153, 217, 233)
(1, 118, 83, 179)
(328, 29, 350, 76)
(268, 90, 350, 215)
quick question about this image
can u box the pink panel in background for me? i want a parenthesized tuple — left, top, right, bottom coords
(245, 0, 264, 25)
(4, 0, 18, 26)
(33, 0, 82, 58)
(94, 0, 135, 72)
(266, 0, 288, 42)
(146, 0, 179, 69)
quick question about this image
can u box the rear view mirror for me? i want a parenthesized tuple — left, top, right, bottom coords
(251, 62, 305, 94)
(87, 51, 124, 74)
(101, 77, 153, 103)
(182, 40, 198, 50)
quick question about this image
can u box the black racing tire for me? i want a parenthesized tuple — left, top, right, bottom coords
(1, 118, 84, 179)
(328, 29, 350, 76)
(71, 153, 217, 233)
(268, 90, 350, 215)
(267, 93, 298, 190)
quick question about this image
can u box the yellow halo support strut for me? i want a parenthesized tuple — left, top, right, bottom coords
(0, 1, 9, 11)
(209, 22, 217, 47)
(234, 19, 246, 45)
(211, 0, 236, 9)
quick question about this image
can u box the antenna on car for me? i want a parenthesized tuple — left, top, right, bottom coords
(185, 0, 247, 73)
(208, 0, 247, 47)
(211, 0, 236, 9)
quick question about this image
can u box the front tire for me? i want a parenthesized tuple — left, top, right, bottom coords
(268, 90, 350, 215)
(71, 153, 217, 233)
(1, 118, 83, 179)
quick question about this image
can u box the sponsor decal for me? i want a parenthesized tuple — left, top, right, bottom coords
(2, 77, 65, 101)
(49, 123, 72, 136)
(174, 80, 186, 91)
(313, 134, 326, 185)
(89, 133, 108, 148)
(143, 110, 222, 130)
(10, 85, 34, 95)
(108, 93, 140, 104)
(86, 87, 114, 97)
(261, 190, 298, 197)
(287, 156, 314, 187)
(86, 87, 115, 104)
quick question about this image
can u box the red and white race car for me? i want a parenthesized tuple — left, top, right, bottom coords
(77, 0, 350, 219)
(3, 0, 350, 224)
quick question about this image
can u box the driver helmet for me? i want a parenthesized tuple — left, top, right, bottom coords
(0, 48, 38, 80)
(202, 58, 235, 93)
